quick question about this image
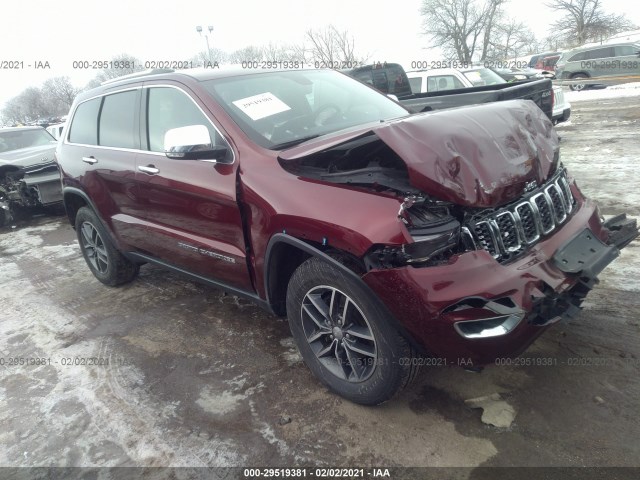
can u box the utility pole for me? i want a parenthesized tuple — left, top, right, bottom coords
(196, 25, 214, 64)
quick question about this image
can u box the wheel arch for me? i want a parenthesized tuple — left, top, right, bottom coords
(264, 233, 366, 316)
(263, 233, 422, 353)
(62, 187, 90, 227)
(62, 187, 126, 252)
(570, 71, 591, 78)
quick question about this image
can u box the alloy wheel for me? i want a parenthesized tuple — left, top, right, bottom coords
(80, 221, 109, 274)
(300, 285, 377, 382)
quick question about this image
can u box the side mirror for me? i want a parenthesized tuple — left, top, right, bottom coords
(164, 125, 230, 162)
(387, 94, 399, 102)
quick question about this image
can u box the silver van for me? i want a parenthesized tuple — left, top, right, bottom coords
(555, 42, 640, 91)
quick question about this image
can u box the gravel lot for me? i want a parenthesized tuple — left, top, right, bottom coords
(1, 92, 639, 477)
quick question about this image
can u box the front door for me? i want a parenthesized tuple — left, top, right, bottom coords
(134, 83, 253, 292)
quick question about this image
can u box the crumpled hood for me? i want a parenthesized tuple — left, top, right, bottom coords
(280, 100, 559, 208)
(0, 144, 57, 169)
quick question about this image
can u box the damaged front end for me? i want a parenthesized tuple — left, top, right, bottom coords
(0, 163, 63, 227)
(278, 99, 638, 363)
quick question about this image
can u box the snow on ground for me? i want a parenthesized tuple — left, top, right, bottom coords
(564, 82, 640, 102)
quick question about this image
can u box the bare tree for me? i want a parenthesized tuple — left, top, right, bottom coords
(480, 0, 507, 60)
(1, 97, 28, 125)
(191, 47, 227, 66)
(305, 25, 367, 65)
(262, 42, 308, 63)
(227, 46, 264, 64)
(1, 87, 52, 124)
(97, 53, 144, 81)
(546, 0, 637, 47)
(486, 19, 535, 60)
(421, 0, 509, 63)
(41, 77, 80, 111)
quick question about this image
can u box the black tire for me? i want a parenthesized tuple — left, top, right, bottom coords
(569, 74, 588, 91)
(75, 207, 139, 286)
(286, 257, 419, 405)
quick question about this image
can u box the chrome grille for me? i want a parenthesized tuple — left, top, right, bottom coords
(469, 169, 575, 261)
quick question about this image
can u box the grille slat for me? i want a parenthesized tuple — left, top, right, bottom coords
(468, 169, 575, 262)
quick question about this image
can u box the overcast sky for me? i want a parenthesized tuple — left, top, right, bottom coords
(1, 0, 639, 113)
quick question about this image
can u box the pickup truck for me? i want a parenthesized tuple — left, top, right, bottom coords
(57, 67, 637, 405)
(344, 63, 553, 119)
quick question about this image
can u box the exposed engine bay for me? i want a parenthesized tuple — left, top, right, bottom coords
(279, 130, 638, 270)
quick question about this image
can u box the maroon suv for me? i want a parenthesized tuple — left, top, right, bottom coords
(56, 68, 638, 405)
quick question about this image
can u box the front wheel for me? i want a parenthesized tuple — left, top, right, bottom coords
(286, 257, 419, 405)
(569, 74, 589, 91)
(75, 207, 139, 286)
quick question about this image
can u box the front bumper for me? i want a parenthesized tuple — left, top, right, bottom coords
(363, 196, 637, 365)
(21, 162, 63, 205)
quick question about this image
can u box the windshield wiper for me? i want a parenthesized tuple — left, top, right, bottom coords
(271, 135, 320, 150)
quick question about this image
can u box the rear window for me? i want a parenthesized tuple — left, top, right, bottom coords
(349, 65, 412, 97)
(615, 45, 639, 56)
(461, 68, 506, 86)
(426, 75, 465, 91)
(68, 98, 101, 145)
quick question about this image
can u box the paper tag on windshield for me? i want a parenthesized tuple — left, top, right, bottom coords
(232, 92, 291, 120)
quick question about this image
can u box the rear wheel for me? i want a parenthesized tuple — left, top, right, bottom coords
(569, 74, 589, 91)
(75, 207, 139, 286)
(286, 257, 419, 405)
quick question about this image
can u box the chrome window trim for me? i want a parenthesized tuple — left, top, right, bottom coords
(63, 84, 236, 165)
(63, 86, 141, 146)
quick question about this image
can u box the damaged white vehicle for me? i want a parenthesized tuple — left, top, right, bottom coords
(0, 126, 63, 226)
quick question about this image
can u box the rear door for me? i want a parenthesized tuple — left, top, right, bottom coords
(133, 82, 253, 291)
(613, 44, 640, 78)
(63, 87, 148, 247)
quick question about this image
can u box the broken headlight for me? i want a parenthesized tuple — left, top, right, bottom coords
(403, 218, 461, 264)
(366, 199, 462, 269)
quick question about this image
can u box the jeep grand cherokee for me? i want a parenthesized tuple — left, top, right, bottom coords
(55, 68, 638, 405)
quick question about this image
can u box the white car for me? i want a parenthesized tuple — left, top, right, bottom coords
(46, 122, 66, 140)
(406, 67, 507, 94)
(551, 86, 571, 124)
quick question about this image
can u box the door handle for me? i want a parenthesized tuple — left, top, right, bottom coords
(138, 165, 160, 175)
(82, 156, 98, 164)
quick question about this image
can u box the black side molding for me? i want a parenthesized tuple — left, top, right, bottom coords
(126, 251, 271, 313)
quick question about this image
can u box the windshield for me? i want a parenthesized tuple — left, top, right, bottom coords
(461, 68, 506, 86)
(0, 128, 56, 153)
(201, 70, 409, 150)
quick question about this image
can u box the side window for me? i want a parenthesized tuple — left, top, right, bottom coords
(585, 47, 615, 60)
(99, 90, 138, 149)
(408, 77, 422, 93)
(568, 52, 585, 62)
(68, 98, 101, 145)
(615, 45, 637, 56)
(146, 87, 221, 153)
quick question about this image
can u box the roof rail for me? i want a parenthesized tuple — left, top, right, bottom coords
(101, 68, 176, 85)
